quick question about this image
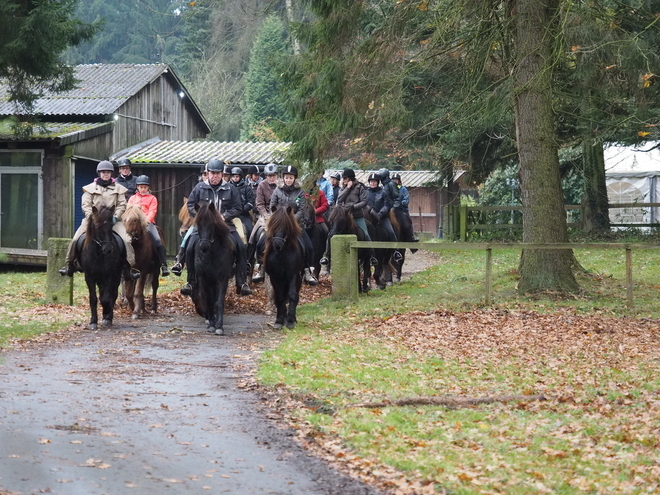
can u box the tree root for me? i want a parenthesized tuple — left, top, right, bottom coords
(350, 394, 548, 410)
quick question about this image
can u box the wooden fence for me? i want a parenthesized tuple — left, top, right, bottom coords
(448, 203, 660, 241)
(329, 236, 660, 308)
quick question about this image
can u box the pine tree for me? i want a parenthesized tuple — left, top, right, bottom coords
(240, 14, 290, 140)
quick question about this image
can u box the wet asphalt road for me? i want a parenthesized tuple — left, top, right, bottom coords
(0, 314, 381, 495)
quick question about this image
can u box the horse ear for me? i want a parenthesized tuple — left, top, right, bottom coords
(194, 203, 201, 212)
(92, 206, 98, 215)
(209, 202, 216, 211)
(271, 205, 277, 213)
(286, 205, 292, 215)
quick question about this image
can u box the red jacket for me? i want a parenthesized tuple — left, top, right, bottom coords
(314, 189, 328, 223)
(128, 192, 158, 223)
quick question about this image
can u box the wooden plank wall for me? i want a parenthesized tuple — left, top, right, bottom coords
(409, 187, 441, 234)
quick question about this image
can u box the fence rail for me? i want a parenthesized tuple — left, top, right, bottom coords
(329, 236, 660, 309)
(449, 203, 660, 240)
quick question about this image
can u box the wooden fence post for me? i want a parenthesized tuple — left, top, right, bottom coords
(460, 205, 467, 241)
(485, 247, 492, 306)
(330, 234, 358, 300)
(46, 238, 73, 305)
(625, 247, 633, 309)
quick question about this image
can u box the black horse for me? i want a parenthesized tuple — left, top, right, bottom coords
(264, 206, 305, 329)
(363, 209, 401, 289)
(325, 205, 372, 292)
(79, 205, 124, 329)
(189, 202, 235, 335)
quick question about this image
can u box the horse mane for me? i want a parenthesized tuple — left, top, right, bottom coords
(124, 204, 148, 230)
(84, 205, 115, 249)
(266, 206, 302, 242)
(179, 197, 192, 224)
(327, 204, 357, 234)
(194, 202, 231, 238)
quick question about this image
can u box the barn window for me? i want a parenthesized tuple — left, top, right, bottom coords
(0, 150, 43, 249)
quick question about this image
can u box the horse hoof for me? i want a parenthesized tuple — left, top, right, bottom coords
(386, 281, 393, 287)
(90, 323, 98, 330)
(285, 321, 296, 329)
(214, 328, 225, 336)
(269, 322, 283, 330)
(101, 319, 112, 327)
(132, 314, 139, 320)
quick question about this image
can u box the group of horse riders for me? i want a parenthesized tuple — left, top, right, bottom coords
(59, 156, 418, 295)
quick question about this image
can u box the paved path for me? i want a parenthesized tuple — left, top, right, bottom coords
(0, 314, 380, 495)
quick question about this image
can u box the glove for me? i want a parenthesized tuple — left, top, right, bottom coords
(112, 216, 118, 225)
(246, 203, 254, 211)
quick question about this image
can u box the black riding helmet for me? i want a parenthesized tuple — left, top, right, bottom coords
(282, 165, 298, 178)
(136, 175, 150, 185)
(231, 166, 243, 178)
(207, 158, 223, 172)
(117, 157, 132, 168)
(368, 172, 380, 184)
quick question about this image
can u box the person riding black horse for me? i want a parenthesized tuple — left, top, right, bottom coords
(180, 158, 252, 296)
(366, 172, 402, 262)
(380, 168, 419, 244)
(269, 165, 319, 286)
(230, 166, 256, 245)
(249, 163, 279, 283)
(59, 160, 139, 281)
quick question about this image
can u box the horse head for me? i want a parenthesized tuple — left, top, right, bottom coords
(124, 204, 147, 243)
(267, 205, 300, 252)
(194, 202, 230, 254)
(87, 205, 116, 254)
(327, 204, 355, 237)
(179, 196, 192, 236)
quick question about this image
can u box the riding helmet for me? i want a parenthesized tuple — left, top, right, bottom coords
(391, 172, 401, 181)
(368, 172, 380, 183)
(231, 166, 243, 177)
(330, 172, 341, 180)
(282, 165, 298, 178)
(117, 157, 132, 168)
(342, 168, 355, 180)
(264, 163, 278, 175)
(136, 175, 150, 185)
(223, 164, 232, 175)
(97, 160, 114, 173)
(206, 158, 223, 172)
(247, 165, 259, 175)
(377, 167, 390, 180)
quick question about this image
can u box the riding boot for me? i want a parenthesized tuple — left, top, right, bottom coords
(123, 265, 141, 281)
(156, 245, 170, 276)
(171, 245, 186, 276)
(59, 263, 75, 277)
(252, 263, 265, 283)
(303, 267, 319, 286)
(319, 255, 329, 266)
(181, 248, 195, 296)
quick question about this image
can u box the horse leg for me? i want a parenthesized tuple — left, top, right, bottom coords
(285, 277, 300, 329)
(213, 281, 228, 336)
(150, 272, 159, 313)
(86, 275, 99, 330)
(100, 284, 117, 327)
(123, 278, 136, 312)
(132, 276, 145, 319)
(272, 283, 286, 329)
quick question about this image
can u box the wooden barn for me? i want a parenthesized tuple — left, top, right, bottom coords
(0, 63, 210, 265)
(114, 140, 291, 255)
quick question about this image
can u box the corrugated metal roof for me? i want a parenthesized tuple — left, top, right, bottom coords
(0, 64, 168, 116)
(0, 121, 111, 141)
(124, 140, 292, 165)
(326, 170, 443, 188)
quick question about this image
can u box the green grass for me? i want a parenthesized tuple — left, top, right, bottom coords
(258, 248, 660, 493)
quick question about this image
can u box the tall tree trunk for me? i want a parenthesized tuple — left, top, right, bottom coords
(512, 0, 579, 294)
(581, 135, 611, 233)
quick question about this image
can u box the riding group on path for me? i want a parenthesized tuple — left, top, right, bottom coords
(58, 158, 419, 333)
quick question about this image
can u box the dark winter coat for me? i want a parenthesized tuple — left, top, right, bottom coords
(381, 176, 401, 209)
(336, 181, 368, 219)
(116, 173, 137, 200)
(366, 185, 392, 221)
(233, 178, 256, 216)
(270, 180, 311, 229)
(187, 180, 242, 224)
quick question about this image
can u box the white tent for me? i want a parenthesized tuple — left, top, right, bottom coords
(604, 142, 660, 225)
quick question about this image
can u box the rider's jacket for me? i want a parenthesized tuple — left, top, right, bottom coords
(232, 178, 256, 217)
(256, 180, 277, 218)
(82, 178, 128, 221)
(336, 180, 368, 219)
(380, 176, 401, 209)
(366, 185, 392, 221)
(270, 180, 311, 229)
(397, 184, 410, 212)
(187, 179, 242, 223)
(316, 177, 334, 205)
(127, 191, 158, 223)
(313, 190, 328, 223)
(116, 173, 137, 200)
(247, 176, 263, 189)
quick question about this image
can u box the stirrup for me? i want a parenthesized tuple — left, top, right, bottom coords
(370, 257, 378, 266)
(59, 264, 74, 277)
(252, 264, 265, 283)
(171, 262, 183, 276)
(240, 283, 253, 296)
(393, 251, 403, 262)
(130, 268, 141, 280)
(180, 283, 193, 296)
(319, 256, 329, 266)
(161, 264, 170, 277)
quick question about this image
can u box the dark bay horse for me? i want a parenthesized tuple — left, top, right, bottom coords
(79, 205, 124, 329)
(178, 196, 193, 237)
(364, 209, 397, 289)
(264, 206, 305, 329)
(123, 205, 161, 318)
(189, 202, 234, 335)
(325, 205, 372, 292)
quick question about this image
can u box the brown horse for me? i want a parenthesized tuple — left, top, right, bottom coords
(122, 205, 162, 318)
(178, 196, 193, 237)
